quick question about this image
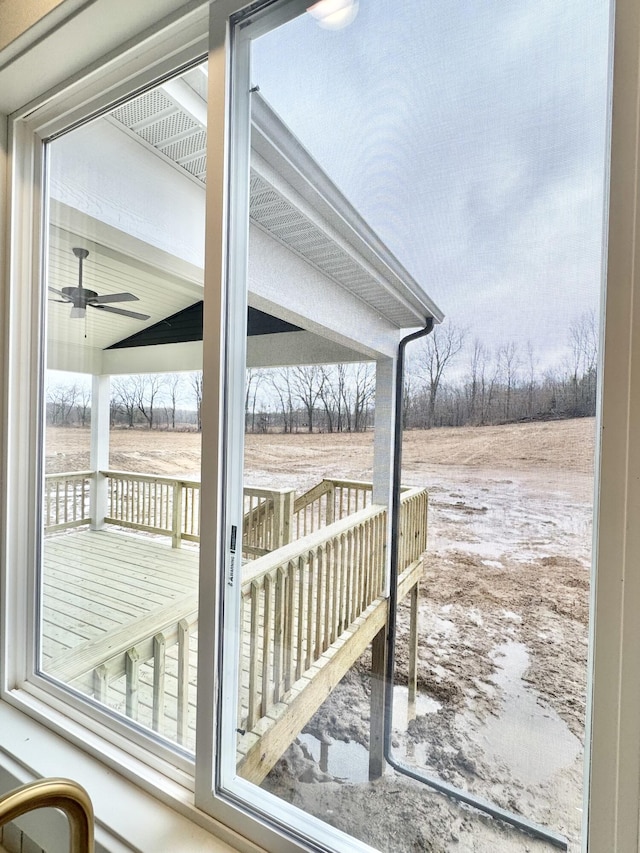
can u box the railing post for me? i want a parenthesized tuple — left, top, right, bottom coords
(282, 489, 295, 545)
(271, 489, 295, 548)
(172, 481, 183, 548)
(272, 491, 283, 550)
(325, 481, 335, 525)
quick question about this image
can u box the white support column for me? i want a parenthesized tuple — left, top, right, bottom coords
(369, 356, 396, 780)
(90, 374, 110, 530)
(372, 355, 397, 593)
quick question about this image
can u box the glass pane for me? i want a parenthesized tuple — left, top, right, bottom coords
(40, 62, 207, 752)
(221, 0, 610, 850)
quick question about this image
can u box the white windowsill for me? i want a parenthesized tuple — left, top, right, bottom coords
(0, 697, 264, 853)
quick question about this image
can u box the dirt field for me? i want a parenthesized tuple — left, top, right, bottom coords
(46, 418, 595, 851)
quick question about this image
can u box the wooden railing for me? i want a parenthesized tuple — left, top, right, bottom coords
(44, 472, 92, 531)
(103, 470, 200, 548)
(239, 486, 428, 732)
(243, 487, 295, 557)
(45, 472, 384, 556)
(292, 478, 374, 539)
(44, 477, 428, 751)
(48, 593, 198, 748)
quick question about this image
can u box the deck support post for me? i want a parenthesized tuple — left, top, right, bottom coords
(369, 624, 387, 780)
(372, 356, 397, 594)
(90, 374, 110, 530)
(408, 582, 419, 721)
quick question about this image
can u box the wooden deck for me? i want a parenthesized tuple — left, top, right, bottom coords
(41, 479, 428, 778)
(42, 529, 200, 746)
(42, 529, 199, 663)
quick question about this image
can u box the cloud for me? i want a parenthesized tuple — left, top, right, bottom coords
(252, 0, 610, 366)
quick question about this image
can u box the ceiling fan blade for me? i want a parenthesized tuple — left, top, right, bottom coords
(91, 304, 150, 321)
(48, 286, 72, 301)
(89, 292, 140, 305)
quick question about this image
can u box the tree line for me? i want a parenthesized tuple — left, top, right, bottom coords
(45, 310, 598, 432)
(46, 371, 203, 431)
(403, 310, 597, 429)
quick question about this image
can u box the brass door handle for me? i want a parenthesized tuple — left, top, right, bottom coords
(0, 778, 94, 853)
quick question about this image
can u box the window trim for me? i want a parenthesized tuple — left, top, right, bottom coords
(1, 3, 320, 852)
(3, 0, 640, 851)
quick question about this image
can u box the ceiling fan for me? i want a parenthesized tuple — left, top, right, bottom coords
(49, 247, 150, 321)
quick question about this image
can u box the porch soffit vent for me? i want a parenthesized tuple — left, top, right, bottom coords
(108, 86, 423, 328)
(248, 174, 412, 327)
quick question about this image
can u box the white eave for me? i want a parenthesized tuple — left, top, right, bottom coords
(250, 94, 444, 329)
(108, 76, 443, 331)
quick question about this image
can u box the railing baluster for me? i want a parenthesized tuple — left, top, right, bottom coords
(93, 664, 108, 704)
(177, 618, 190, 746)
(284, 561, 295, 693)
(323, 543, 331, 651)
(331, 539, 339, 644)
(306, 553, 314, 669)
(315, 547, 324, 658)
(273, 567, 285, 702)
(261, 574, 273, 718)
(347, 529, 355, 624)
(152, 633, 166, 734)
(125, 648, 139, 720)
(296, 556, 305, 681)
(247, 582, 260, 730)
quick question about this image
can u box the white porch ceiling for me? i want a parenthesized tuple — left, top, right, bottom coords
(47, 64, 443, 375)
(48, 226, 202, 357)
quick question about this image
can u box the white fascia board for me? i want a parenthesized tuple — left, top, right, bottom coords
(250, 151, 425, 329)
(102, 341, 203, 375)
(249, 224, 399, 360)
(251, 93, 444, 327)
(46, 339, 103, 375)
(247, 331, 369, 368)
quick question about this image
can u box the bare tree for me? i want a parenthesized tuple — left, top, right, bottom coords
(568, 310, 598, 416)
(111, 377, 137, 428)
(290, 366, 323, 433)
(47, 382, 78, 426)
(318, 365, 340, 432)
(350, 363, 375, 432)
(245, 368, 264, 433)
(417, 323, 466, 428)
(164, 373, 184, 430)
(465, 339, 484, 424)
(75, 383, 91, 427)
(496, 341, 520, 421)
(134, 374, 165, 430)
(270, 368, 296, 433)
(189, 371, 203, 431)
(524, 340, 539, 418)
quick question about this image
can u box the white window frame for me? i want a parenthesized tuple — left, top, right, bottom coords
(1, 0, 640, 851)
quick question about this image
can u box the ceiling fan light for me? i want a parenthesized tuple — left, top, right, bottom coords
(70, 306, 86, 319)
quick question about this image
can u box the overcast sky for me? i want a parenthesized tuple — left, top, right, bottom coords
(252, 0, 611, 373)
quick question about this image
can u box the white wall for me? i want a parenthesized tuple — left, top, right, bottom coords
(51, 118, 206, 270)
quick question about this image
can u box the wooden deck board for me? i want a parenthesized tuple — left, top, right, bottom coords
(42, 530, 199, 664)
